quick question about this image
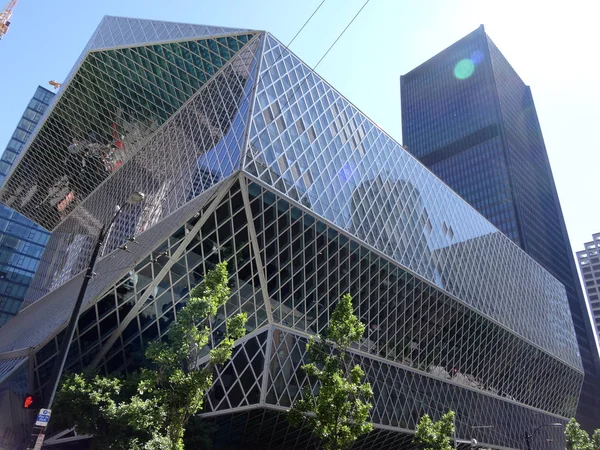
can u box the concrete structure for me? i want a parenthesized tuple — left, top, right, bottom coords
(0, 17, 583, 449)
(401, 25, 600, 432)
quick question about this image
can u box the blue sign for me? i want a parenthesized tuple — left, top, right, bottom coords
(35, 408, 51, 427)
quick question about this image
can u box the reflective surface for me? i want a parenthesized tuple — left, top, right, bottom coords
(0, 86, 53, 326)
(23, 33, 261, 305)
(20, 180, 580, 449)
(0, 18, 255, 231)
(245, 35, 580, 370)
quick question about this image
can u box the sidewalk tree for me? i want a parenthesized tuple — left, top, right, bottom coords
(288, 293, 373, 450)
(54, 262, 247, 450)
(414, 410, 456, 450)
(592, 429, 600, 450)
(565, 418, 600, 450)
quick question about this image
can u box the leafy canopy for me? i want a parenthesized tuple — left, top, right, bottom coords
(54, 262, 247, 450)
(288, 293, 373, 450)
(593, 430, 600, 450)
(414, 411, 455, 450)
(565, 418, 600, 450)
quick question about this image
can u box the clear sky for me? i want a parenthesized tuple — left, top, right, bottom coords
(1, 0, 599, 256)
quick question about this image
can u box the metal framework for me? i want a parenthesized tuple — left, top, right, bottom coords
(0, 0, 17, 40)
(0, 17, 583, 450)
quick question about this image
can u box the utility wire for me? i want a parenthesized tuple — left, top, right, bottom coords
(139, 0, 373, 234)
(314, 0, 371, 70)
(98, 0, 370, 266)
(287, 0, 328, 49)
(95, 0, 332, 261)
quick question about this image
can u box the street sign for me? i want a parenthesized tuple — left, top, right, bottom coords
(33, 433, 45, 450)
(35, 409, 51, 427)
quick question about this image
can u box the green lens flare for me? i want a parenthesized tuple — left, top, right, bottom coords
(454, 59, 475, 79)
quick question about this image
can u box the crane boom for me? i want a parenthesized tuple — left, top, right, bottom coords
(0, 0, 18, 40)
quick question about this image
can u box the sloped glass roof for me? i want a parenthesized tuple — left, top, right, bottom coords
(0, 22, 255, 231)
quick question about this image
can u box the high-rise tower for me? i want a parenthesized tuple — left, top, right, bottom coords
(401, 25, 600, 431)
(0, 86, 54, 327)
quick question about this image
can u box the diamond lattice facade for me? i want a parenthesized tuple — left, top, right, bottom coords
(0, 17, 583, 450)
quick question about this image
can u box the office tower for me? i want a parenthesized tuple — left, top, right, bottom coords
(0, 86, 54, 327)
(577, 233, 600, 341)
(400, 25, 600, 432)
(0, 17, 583, 449)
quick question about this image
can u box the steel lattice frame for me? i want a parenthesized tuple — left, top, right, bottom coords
(0, 17, 583, 450)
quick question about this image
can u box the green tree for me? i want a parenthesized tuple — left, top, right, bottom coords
(592, 429, 600, 450)
(414, 411, 455, 450)
(52, 373, 165, 449)
(565, 418, 593, 450)
(288, 294, 373, 450)
(54, 262, 247, 450)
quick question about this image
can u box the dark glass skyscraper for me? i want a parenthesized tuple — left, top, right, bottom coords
(401, 25, 600, 431)
(0, 86, 54, 326)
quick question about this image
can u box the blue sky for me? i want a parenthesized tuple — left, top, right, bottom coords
(1, 0, 599, 254)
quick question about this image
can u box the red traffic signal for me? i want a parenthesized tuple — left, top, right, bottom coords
(23, 394, 40, 409)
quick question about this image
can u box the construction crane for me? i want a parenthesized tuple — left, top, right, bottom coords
(0, 0, 18, 40)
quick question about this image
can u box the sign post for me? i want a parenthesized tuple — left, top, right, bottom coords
(33, 433, 45, 450)
(26, 409, 51, 450)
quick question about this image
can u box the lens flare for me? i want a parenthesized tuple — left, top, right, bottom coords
(454, 59, 475, 79)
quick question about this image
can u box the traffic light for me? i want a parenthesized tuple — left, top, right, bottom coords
(22, 394, 41, 409)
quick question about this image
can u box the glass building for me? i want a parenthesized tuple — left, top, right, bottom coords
(0, 86, 54, 327)
(0, 17, 584, 449)
(400, 25, 600, 432)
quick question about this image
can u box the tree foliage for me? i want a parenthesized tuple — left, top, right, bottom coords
(288, 294, 373, 450)
(593, 430, 600, 450)
(565, 418, 600, 450)
(54, 262, 247, 450)
(414, 411, 455, 450)
(53, 373, 164, 449)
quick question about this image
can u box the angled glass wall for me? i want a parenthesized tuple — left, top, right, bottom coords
(244, 34, 579, 370)
(1, 29, 255, 231)
(23, 34, 262, 305)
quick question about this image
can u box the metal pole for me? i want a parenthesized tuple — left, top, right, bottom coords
(523, 423, 562, 450)
(525, 432, 533, 450)
(454, 414, 458, 450)
(26, 207, 122, 449)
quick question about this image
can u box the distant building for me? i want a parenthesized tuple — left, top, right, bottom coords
(577, 233, 600, 343)
(0, 86, 54, 326)
(401, 24, 600, 431)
